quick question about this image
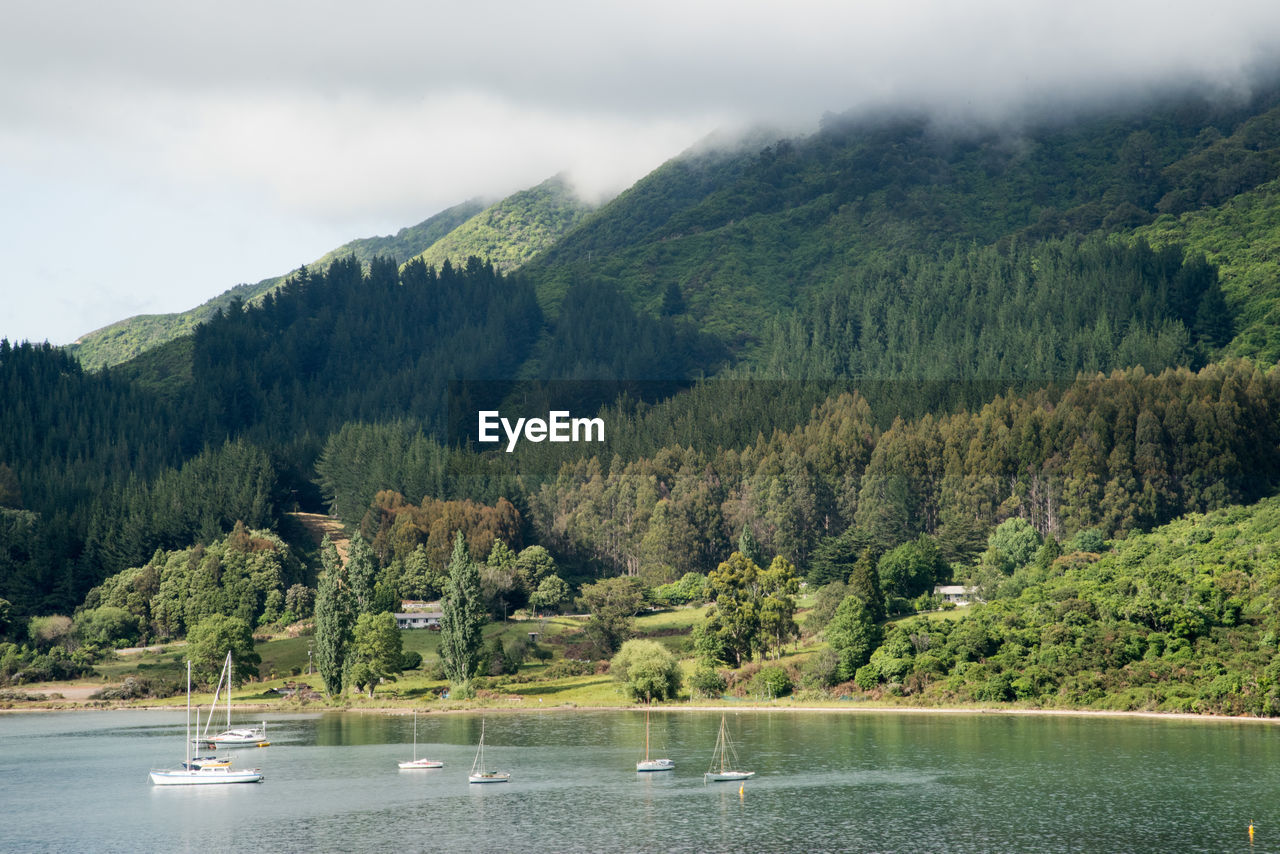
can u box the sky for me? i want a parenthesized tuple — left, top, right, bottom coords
(4, 1, 1280, 346)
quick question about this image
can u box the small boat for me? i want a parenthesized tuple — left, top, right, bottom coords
(704, 714, 753, 782)
(636, 708, 674, 772)
(398, 710, 444, 770)
(149, 661, 264, 786)
(468, 719, 509, 784)
(194, 651, 268, 748)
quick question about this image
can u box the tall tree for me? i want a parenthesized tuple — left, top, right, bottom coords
(700, 551, 764, 667)
(826, 595, 883, 681)
(314, 536, 355, 696)
(579, 575, 646, 657)
(438, 531, 486, 685)
(759, 555, 801, 659)
(346, 533, 378, 614)
(345, 611, 404, 697)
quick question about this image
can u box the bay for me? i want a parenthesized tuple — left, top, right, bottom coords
(2, 709, 1277, 853)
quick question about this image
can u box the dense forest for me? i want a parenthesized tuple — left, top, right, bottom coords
(5, 80, 1280, 712)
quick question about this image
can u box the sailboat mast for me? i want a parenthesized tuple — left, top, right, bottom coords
(184, 661, 192, 768)
(225, 650, 232, 730)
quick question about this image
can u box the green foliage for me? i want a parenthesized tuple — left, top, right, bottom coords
(439, 532, 486, 683)
(985, 518, 1043, 575)
(346, 611, 403, 696)
(877, 535, 946, 599)
(854, 494, 1280, 713)
(1137, 177, 1280, 364)
(578, 576, 646, 657)
(749, 664, 793, 698)
(314, 536, 354, 696)
(758, 556, 801, 658)
(610, 638, 682, 702)
(0, 642, 93, 685)
(529, 575, 570, 615)
(73, 606, 142, 649)
(81, 525, 301, 641)
(410, 175, 593, 274)
(650, 572, 707, 608)
(71, 197, 487, 371)
(699, 552, 764, 667)
(826, 595, 883, 681)
(186, 614, 259, 688)
(690, 662, 727, 698)
(28, 615, 74, 651)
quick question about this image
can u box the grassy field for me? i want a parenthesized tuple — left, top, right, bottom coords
(11, 604, 860, 712)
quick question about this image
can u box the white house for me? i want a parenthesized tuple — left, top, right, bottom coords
(934, 585, 980, 606)
(395, 601, 443, 629)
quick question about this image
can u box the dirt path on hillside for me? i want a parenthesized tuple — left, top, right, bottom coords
(288, 511, 349, 562)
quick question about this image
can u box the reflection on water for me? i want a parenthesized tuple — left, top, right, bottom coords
(2, 709, 1278, 853)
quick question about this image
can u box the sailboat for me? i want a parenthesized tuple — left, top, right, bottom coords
(704, 714, 753, 782)
(635, 708, 674, 772)
(398, 710, 444, 769)
(149, 661, 264, 786)
(467, 719, 509, 784)
(194, 651, 268, 748)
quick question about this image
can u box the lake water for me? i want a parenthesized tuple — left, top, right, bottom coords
(2, 708, 1278, 853)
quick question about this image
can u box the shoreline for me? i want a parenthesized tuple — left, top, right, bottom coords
(5, 698, 1279, 725)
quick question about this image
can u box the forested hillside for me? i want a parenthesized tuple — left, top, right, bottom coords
(67, 197, 487, 370)
(6, 77, 1280, 683)
(525, 87, 1280, 356)
(409, 175, 593, 275)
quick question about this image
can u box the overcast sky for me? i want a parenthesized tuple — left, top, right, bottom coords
(4, 1, 1280, 346)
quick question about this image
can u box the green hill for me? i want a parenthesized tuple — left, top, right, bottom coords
(408, 175, 593, 274)
(1136, 178, 1280, 364)
(66, 198, 486, 370)
(525, 91, 1280, 359)
(887, 493, 1280, 714)
(9, 79, 1280, 629)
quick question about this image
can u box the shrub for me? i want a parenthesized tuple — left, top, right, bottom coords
(801, 648, 841, 690)
(750, 665, 793, 699)
(690, 663, 727, 698)
(611, 639, 682, 702)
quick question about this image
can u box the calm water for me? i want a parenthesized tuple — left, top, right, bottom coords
(2, 708, 1278, 853)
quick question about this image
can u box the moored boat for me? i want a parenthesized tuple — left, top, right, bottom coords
(149, 662, 264, 786)
(468, 719, 509, 784)
(398, 710, 444, 769)
(636, 708, 674, 772)
(704, 713, 753, 782)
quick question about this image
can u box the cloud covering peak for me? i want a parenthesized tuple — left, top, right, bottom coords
(4, 0, 1280, 343)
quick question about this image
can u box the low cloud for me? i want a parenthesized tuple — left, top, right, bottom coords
(4, 0, 1280, 343)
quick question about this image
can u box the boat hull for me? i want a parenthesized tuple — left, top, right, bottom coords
(398, 759, 444, 769)
(636, 759, 675, 772)
(149, 768, 264, 785)
(468, 773, 510, 784)
(704, 770, 754, 782)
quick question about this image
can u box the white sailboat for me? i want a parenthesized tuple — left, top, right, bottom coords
(194, 651, 268, 748)
(704, 714, 753, 782)
(635, 708, 674, 772)
(398, 710, 444, 769)
(150, 661, 264, 786)
(467, 719, 509, 784)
